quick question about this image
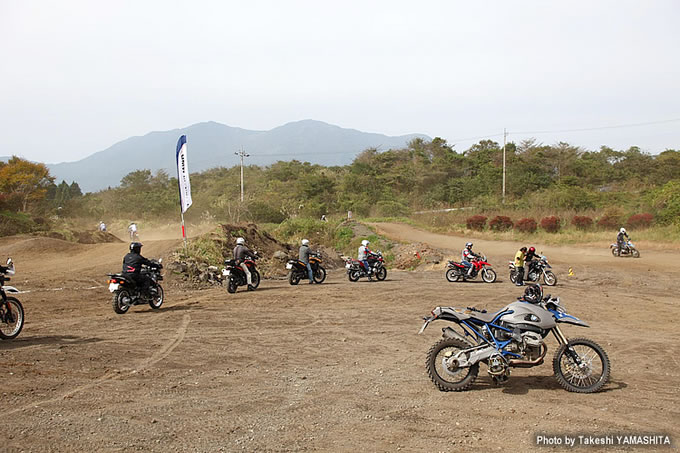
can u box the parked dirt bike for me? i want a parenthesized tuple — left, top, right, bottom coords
(610, 240, 640, 258)
(222, 253, 261, 293)
(0, 258, 24, 340)
(509, 255, 557, 286)
(346, 251, 387, 282)
(286, 252, 327, 285)
(107, 259, 164, 314)
(419, 286, 610, 393)
(445, 255, 496, 283)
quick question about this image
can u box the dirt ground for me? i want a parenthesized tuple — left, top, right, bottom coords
(1, 223, 679, 452)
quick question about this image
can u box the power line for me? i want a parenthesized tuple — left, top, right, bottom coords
(513, 117, 680, 135)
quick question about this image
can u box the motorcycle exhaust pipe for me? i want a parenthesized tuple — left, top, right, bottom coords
(508, 344, 548, 367)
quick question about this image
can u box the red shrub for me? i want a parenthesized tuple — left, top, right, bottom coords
(515, 218, 537, 233)
(489, 215, 514, 231)
(597, 214, 621, 230)
(540, 216, 562, 233)
(571, 215, 593, 230)
(627, 213, 654, 229)
(466, 215, 487, 231)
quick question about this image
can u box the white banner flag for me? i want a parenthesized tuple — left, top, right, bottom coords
(176, 135, 192, 213)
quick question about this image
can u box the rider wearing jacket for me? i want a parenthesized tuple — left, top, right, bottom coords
(524, 246, 538, 279)
(617, 228, 629, 251)
(461, 242, 479, 277)
(514, 247, 527, 286)
(122, 242, 152, 291)
(299, 239, 314, 284)
(358, 240, 373, 276)
(233, 237, 255, 291)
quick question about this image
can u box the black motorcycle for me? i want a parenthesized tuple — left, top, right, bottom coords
(108, 259, 164, 314)
(346, 251, 387, 282)
(286, 252, 327, 285)
(222, 253, 261, 293)
(509, 255, 557, 286)
(0, 258, 24, 340)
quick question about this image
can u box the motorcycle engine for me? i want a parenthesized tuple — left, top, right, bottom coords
(520, 332, 544, 360)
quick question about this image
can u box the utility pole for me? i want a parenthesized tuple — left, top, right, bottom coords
(502, 128, 508, 204)
(234, 148, 250, 202)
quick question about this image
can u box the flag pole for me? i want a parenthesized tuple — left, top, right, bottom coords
(181, 210, 187, 250)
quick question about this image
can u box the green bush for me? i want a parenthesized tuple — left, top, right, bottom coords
(0, 211, 37, 237)
(248, 201, 287, 223)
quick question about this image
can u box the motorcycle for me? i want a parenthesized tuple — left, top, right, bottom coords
(286, 252, 327, 285)
(610, 240, 640, 258)
(0, 258, 24, 340)
(445, 255, 496, 283)
(222, 253, 261, 293)
(108, 259, 164, 314)
(509, 255, 557, 286)
(346, 251, 387, 282)
(418, 286, 610, 393)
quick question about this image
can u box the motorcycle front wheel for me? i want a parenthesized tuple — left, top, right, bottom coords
(426, 338, 479, 392)
(374, 267, 387, 281)
(481, 268, 497, 283)
(112, 290, 131, 314)
(543, 271, 557, 286)
(445, 268, 461, 282)
(0, 297, 24, 339)
(313, 266, 327, 284)
(553, 338, 610, 393)
(288, 270, 301, 285)
(148, 285, 164, 309)
(348, 270, 360, 282)
(632, 248, 640, 258)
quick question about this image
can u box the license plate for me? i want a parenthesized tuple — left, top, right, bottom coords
(345, 263, 351, 269)
(222, 269, 230, 276)
(108, 283, 120, 292)
(286, 263, 293, 269)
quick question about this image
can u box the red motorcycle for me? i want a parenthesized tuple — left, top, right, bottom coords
(445, 255, 497, 283)
(222, 253, 260, 293)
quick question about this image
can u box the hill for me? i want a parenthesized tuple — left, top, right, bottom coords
(47, 120, 429, 192)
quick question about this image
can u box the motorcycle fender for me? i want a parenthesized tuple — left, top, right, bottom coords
(3, 285, 20, 293)
(441, 326, 469, 344)
(555, 317, 590, 327)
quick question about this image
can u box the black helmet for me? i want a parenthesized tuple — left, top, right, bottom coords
(130, 242, 143, 253)
(523, 284, 543, 304)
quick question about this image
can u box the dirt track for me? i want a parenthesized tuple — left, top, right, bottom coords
(1, 224, 679, 452)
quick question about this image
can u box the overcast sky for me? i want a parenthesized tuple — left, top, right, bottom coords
(2, 0, 679, 163)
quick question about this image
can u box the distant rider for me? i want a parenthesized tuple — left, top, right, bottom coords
(122, 242, 152, 292)
(99, 221, 107, 232)
(514, 247, 527, 286)
(299, 239, 315, 284)
(617, 227, 629, 252)
(358, 240, 373, 276)
(233, 237, 255, 291)
(524, 246, 538, 279)
(461, 242, 480, 277)
(128, 222, 138, 240)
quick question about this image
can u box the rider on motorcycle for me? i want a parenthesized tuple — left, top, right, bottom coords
(299, 239, 314, 284)
(461, 242, 480, 277)
(233, 237, 255, 291)
(122, 242, 152, 292)
(617, 227, 629, 252)
(524, 246, 538, 279)
(358, 240, 373, 276)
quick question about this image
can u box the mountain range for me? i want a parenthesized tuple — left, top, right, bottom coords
(43, 120, 429, 192)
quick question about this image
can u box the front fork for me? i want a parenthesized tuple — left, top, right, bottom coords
(551, 325, 583, 365)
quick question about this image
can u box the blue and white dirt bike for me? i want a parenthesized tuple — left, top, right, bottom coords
(419, 285, 610, 393)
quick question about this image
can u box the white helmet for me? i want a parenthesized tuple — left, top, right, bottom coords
(301, 239, 310, 246)
(361, 240, 369, 246)
(466, 242, 473, 248)
(620, 227, 626, 234)
(236, 237, 245, 245)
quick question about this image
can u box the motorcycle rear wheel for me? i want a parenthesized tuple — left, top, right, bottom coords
(543, 271, 557, 286)
(348, 270, 360, 282)
(112, 290, 131, 314)
(374, 267, 387, 281)
(445, 269, 461, 282)
(288, 271, 301, 285)
(426, 338, 479, 391)
(148, 285, 164, 309)
(226, 278, 237, 294)
(313, 266, 327, 284)
(0, 297, 24, 339)
(611, 247, 620, 257)
(250, 270, 261, 289)
(509, 270, 517, 284)
(482, 268, 497, 283)
(553, 338, 610, 393)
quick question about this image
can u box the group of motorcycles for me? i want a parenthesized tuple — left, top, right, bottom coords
(444, 252, 557, 286)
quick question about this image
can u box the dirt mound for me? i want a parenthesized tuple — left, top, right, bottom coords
(391, 242, 447, 270)
(0, 236, 85, 255)
(42, 230, 123, 244)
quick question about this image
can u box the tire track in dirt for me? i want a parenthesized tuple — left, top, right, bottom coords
(5, 313, 191, 416)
